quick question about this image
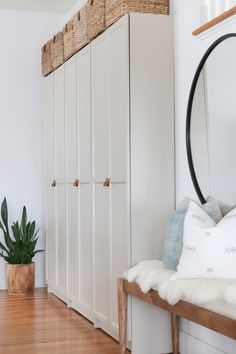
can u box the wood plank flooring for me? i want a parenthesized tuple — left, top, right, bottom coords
(0, 288, 125, 354)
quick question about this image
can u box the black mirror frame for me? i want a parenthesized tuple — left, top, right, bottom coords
(186, 33, 236, 205)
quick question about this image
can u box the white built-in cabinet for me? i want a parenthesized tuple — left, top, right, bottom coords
(45, 13, 174, 352)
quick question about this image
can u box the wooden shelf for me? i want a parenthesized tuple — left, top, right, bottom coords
(193, 6, 236, 36)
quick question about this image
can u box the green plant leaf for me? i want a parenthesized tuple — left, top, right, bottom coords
(26, 221, 35, 243)
(4, 233, 14, 254)
(31, 249, 44, 257)
(14, 242, 25, 263)
(0, 241, 11, 256)
(27, 238, 38, 255)
(21, 206, 27, 240)
(11, 222, 21, 242)
(22, 254, 32, 264)
(3, 256, 13, 263)
(0, 221, 6, 234)
(32, 228, 39, 241)
(1, 198, 9, 234)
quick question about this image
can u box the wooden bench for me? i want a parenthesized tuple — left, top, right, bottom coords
(117, 278, 236, 354)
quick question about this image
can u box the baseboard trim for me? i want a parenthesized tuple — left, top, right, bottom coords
(180, 330, 229, 354)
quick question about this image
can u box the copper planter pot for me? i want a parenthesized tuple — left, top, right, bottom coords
(7, 263, 35, 295)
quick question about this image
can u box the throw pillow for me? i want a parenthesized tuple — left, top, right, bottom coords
(162, 197, 222, 270)
(175, 201, 236, 279)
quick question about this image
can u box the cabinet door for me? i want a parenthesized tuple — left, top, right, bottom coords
(77, 46, 93, 317)
(44, 74, 56, 290)
(92, 18, 130, 335)
(55, 66, 67, 299)
(108, 17, 130, 332)
(130, 13, 174, 354)
(92, 33, 110, 325)
(65, 56, 79, 303)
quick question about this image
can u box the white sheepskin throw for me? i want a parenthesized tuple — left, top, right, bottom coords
(125, 260, 236, 306)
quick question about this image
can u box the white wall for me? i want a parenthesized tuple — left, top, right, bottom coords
(172, 0, 236, 353)
(0, 9, 63, 289)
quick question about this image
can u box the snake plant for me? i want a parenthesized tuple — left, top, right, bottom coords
(0, 198, 43, 264)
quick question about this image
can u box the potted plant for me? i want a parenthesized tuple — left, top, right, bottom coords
(0, 198, 43, 295)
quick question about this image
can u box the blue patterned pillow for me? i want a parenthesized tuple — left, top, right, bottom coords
(206, 196, 235, 217)
(162, 197, 222, 270)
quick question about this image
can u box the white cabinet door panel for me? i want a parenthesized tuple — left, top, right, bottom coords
(46, 186, 56, 288)
(55, 65, 66, 298)
(78, 183, 92, 311)
(92, 17, 130, 336)
(130, 13, 174, 354)
(65, 56, 77, 184)
(67, 184, 79, 302)
(110, 183, 130, 330)
(108, 17, 130, 332)
(92, 35, 109, 182)
(77, 47, 91, 183)
(109, 18, 129, 183)
(56, 183, 67, 296)
(55, 67, 66, 184)
(93, 184, 110, 322)
(65, 55, 79, 303)
(44, 75, 55, 185)
(76, 46, 93, 316)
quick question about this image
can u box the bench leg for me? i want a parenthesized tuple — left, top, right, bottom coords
(117, 278, 128, 354)
(171, 313, 179, 354)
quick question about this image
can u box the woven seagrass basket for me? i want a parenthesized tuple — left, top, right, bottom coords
(41, 40, 53, 77)
(63, 19, 75, 61)
(73, 6, 89, 52)
(51, 32, 64, 70)
(87, 0, 106, 41)
(106, 0, 169, 27)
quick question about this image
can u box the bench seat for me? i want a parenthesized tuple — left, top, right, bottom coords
(117, 278, 236, 354)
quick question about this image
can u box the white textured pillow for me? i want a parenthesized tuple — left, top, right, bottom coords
(175, 201, 236, 279)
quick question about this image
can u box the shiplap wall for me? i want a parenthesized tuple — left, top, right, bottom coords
(199, 0, 236, 24)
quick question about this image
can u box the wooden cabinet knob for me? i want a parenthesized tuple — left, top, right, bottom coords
(73, 179, 80, 187)
(51, 180, 56, 187)
(103, 178, 110, 187)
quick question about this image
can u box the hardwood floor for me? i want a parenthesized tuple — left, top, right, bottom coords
(0, 288, 125, 354)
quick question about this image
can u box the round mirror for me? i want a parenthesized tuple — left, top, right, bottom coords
(186, 34, 236, 205)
